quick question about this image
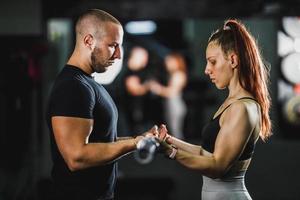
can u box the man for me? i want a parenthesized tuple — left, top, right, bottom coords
(46, 9, 154, 200)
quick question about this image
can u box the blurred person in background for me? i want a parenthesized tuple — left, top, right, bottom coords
(124, 46, 164, 133)
(124, 46, 150, 133)
(149, 52, 187, 139)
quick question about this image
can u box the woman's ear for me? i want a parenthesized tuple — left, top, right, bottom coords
(230, 53, 239, 69)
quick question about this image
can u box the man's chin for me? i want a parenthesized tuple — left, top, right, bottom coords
(103, 64, 114, 71)
(93, 66, 107, 73)
(98, 68, 107, 73)
(103, 66, 110, 71)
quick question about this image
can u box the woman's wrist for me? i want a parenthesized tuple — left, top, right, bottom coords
(164, 135, 172, 144)
(168, 145, 178, 159)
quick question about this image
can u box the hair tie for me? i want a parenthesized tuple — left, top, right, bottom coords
(223, 25, 231, 30)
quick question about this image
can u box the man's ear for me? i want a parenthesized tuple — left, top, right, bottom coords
(230, 53, 239, 69)
(83, 34, 94, 50)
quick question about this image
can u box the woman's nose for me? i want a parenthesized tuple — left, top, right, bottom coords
(205, 64, 210, 75)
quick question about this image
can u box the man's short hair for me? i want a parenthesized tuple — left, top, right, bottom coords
(75, 9, 121, 38)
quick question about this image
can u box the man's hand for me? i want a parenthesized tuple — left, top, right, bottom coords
(143, 125, 159, 137)
(133, 125, 159, 148)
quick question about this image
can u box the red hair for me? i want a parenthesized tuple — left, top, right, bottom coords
(165, 52, 187, 73)
(208, 19, 272, 141)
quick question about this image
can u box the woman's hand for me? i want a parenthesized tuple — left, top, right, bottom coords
(159, 140, 178, 159)
(157, 124, 171, 142)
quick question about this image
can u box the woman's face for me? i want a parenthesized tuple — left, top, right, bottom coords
(205, 42, 234, 89)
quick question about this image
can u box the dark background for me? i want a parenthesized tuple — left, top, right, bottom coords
(1, 0, 300, 199)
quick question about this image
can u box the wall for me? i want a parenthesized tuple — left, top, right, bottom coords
(0, 0, 42, 35)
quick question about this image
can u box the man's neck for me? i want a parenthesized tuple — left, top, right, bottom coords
(67, 53, 92, 75)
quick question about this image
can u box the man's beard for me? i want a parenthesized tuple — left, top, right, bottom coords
(91, 47, 106, 73)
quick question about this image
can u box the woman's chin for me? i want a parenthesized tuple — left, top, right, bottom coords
(215, 84, 226, 90)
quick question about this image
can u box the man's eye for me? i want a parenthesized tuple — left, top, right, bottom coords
(110, 44, 118, 48)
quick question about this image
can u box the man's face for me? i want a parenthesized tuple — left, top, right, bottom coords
(91, 22, 123, 73)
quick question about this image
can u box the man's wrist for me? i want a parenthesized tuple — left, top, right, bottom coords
(133, 135, 144, 148)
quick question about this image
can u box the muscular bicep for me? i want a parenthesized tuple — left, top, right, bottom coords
(52, 116, 93, 163)
(213, 102, 254, 172)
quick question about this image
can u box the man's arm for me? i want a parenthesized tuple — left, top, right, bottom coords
(116, 125, 157, 141)
(116, 136, 136, 141)
(52, 116, 141, 171)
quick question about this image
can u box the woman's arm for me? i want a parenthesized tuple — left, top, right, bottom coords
(158, 125, 202, 155)
(166, 136, 202, 155)
(170, 101, 258, 178)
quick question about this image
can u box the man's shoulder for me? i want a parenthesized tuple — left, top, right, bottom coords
(55, 67, 91, 87)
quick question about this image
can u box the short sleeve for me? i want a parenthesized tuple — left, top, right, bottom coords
(50, 79, 95, 119)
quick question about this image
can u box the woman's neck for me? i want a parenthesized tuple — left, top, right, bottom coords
(227, 68, 251, 99)
(227, 78, 251, 99)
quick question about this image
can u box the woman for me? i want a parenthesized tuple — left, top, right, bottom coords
(149, 52, 188, 139)
(157, 19, 272, 199)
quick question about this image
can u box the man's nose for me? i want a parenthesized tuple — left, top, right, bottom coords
(113, 46, 121, 59)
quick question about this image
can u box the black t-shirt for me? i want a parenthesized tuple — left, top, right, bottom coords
(46, 65, 118, 200)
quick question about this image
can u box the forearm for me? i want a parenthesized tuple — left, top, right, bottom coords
(117, 136, 135, 141)
(136, 85, 148, 95)
(155, 86, 178, 98)
(156, 75, 185, 97)
(167, 136, 202, 155)
(69, 139, 136, 171)
(128, 84, 148, 96)
(174, 149, 223, 178)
